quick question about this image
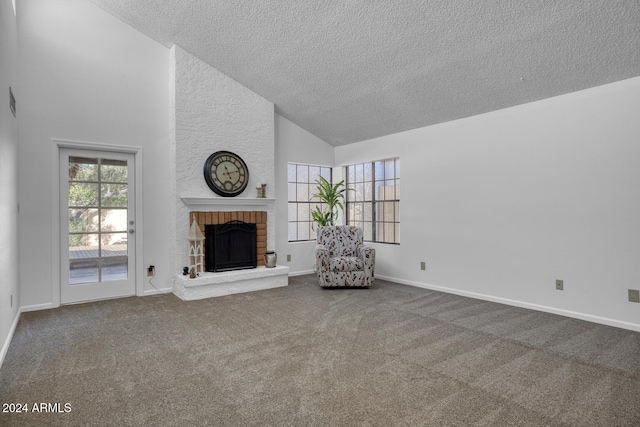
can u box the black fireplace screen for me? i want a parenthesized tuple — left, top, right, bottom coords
(205, 221, 257, 272)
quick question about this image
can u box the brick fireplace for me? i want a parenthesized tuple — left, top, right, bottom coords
(191, 210, 267, 268)
(173, 200, 288, 301)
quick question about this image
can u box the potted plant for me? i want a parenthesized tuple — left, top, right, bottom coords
(310, 176, 350, 228)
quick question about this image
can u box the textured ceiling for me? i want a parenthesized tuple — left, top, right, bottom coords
(88, 0, 640, 146)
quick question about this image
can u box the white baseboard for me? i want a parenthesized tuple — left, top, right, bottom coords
(288, 269, 315, 277)
(0, 309, 22, 370)
(20, 302, 56, 313)
(143, 288, 173, 296)
(376, 275, 640, 333)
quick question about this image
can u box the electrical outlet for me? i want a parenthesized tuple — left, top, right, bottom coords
(420, 262, 426, 271)
(556, 279, 564, 291)
(147, 265, 155, 277)
(287, 254, 291, 262)
(629, 289, 640, 303)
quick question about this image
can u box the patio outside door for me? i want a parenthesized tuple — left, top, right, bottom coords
(60, 148, 136, 303)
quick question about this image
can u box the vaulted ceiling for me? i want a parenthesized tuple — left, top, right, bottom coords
(89, 0, 640, 146)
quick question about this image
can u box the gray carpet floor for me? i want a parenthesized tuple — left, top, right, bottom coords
(1, 275, 639, 426)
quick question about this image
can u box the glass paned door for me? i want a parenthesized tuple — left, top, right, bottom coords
(61, 149, 136, 303)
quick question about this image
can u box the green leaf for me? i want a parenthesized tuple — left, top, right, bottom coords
(310, 176, 352, 228)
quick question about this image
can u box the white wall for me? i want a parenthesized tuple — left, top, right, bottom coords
(0, 0, 19, 365)
(18, 0, 171, 307)
(336, 77, 640, 331)
(170, 45, 275, 274)
(274, 114, 335, 274)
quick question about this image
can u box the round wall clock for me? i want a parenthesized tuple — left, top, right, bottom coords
(203, 151, 249, 197)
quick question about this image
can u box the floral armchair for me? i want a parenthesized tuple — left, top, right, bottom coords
(315, 226, 375, 288)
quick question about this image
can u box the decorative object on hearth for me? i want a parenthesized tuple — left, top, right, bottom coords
(182, 266, 189, 276)
(203, 150, 249, 197)
(264, 251, 277, 268)
(188, 215, 205, 274)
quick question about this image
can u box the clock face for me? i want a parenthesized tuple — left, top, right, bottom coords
(203, 151, 249, 197)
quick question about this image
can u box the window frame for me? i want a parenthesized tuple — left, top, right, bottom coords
(345, 158, 400, 244)
(287, 163, 332, 242)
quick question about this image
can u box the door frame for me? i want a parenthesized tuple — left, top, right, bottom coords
(52, 139, 144, 307)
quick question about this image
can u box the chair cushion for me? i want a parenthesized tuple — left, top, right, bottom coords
(329, 256, 364, 272)
(317, 226, 363, 257)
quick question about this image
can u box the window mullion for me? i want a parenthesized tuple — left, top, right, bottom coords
(97, 158, 102, 282)
(371, 161, 377, 242)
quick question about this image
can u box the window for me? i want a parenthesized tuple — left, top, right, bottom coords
(346, 158, 400, 244)
(288, 163, 332, 242)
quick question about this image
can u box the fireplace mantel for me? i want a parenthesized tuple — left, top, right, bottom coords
(181, 197, 276, 210)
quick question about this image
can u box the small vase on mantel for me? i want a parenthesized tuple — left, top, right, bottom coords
(264, 251, 277, 268)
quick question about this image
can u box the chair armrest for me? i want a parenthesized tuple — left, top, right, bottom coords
(357, 244, 374, 260)
(315, 244, 332, 287)
(358, 245, 376, 276)
(315, 244, 330, 273)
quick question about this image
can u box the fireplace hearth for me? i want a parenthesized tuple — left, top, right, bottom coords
(205, 221, 257, 272)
